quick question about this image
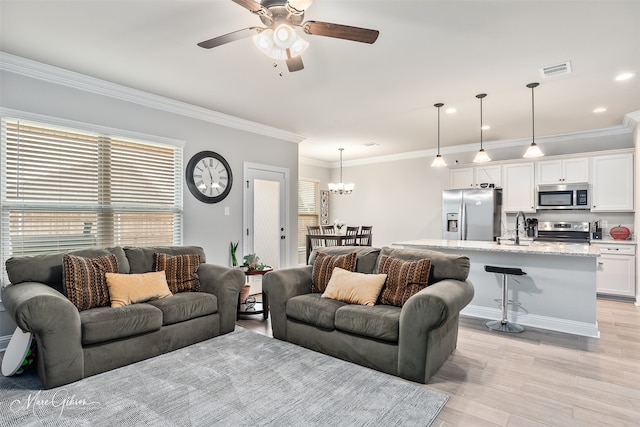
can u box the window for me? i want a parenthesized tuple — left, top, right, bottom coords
(298, 180, 319, 248)
(1, 118, 183, 283)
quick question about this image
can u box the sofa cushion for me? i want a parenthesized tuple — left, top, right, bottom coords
(321, 267, 387, 306)
(63, 254, 120, 311)
(5, 247, 129, 294)
(105, 271, 173, 308)
(334, 304, 401, 343)
(378, 247, 470, 284)
(377, 255, 431, 307)
(311, 251, 357, 293)
(308, 246, 381, 274)
(286, 293, 347, 330)
(153, 253, 201, 293)
(147, 292, 218, 326)
(80, 304, 163, 345)
(124, 246, 206, 274)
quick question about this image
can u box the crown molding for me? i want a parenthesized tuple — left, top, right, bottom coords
(623, 110, 640, 133)
(0, 52, 306, 144)
(299, 156, 332, 168)
(339, 125, 632, 167)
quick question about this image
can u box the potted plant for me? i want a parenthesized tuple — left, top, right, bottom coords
(333, 219, 346, 234)
(242, 253, 269, 271)
(230, 241, 239, 267)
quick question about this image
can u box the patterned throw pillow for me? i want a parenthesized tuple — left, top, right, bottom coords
(63, 254, 119, 311)
(377, 255, 431, 307)
(311, 251, 357, 293)
(153, 253, 201, 293)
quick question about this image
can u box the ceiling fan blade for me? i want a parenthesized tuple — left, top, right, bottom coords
(286, 51, 304, 72)
(197, 27, 263, 49)
(232, 0, 267, 14)
(303, 21, 379, 44)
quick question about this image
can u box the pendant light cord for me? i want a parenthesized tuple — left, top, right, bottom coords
(531, 85, 535, 143)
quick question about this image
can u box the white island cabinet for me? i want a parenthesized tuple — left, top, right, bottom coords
(593, 241, 636, 298)
(393, 239, 600, 338)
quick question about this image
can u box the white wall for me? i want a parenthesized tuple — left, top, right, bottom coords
(328, 157, 451, 248)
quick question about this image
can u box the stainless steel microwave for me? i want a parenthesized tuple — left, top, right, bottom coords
(537, 183, 590, 210)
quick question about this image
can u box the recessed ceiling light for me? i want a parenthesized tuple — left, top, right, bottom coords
(445, 108, 457, 114)
(615, 72, 636, 81)
(593, 107, 607, 113)
(481, 125, 491, 130)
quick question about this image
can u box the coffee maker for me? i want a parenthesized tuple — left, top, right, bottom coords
(525, 218, 538, 238)
(592, 221, 603, 239)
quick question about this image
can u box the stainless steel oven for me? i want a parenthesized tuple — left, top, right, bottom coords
(537, 183, 590, 210)
(535, 221, 591, 244)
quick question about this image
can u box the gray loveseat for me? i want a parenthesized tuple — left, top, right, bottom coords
(1, 245, 245, 389)
(263, 246, 474, 383)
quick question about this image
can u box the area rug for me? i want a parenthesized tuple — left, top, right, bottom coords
(0, 328, 448, 426)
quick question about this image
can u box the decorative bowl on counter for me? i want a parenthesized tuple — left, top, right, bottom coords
(609, 225, 631, 240)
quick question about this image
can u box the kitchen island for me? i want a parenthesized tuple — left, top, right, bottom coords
(393, 239, 601, 337)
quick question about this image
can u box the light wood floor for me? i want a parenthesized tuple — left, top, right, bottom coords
(238, 299, 640, 426)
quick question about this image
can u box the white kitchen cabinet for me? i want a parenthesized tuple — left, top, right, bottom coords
(594, 243, 636, 298)
(503, 162, 535, 212)
(536, 158, 589, 185)
(591, 153, 634, 212)
(449, 165, 501, 189)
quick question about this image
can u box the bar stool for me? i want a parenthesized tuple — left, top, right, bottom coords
(484, 265, 525, 333)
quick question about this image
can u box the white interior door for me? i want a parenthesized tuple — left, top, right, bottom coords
(243, 163, 289, 270)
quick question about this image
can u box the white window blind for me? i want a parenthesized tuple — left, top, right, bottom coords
(1, 118, 183, 284)
(298, 180, 319, 248)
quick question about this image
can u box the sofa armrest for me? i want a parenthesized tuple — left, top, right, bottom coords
(397, 279, 474, 382)
(1, 282, 84, 388)
(262, 266, 312, 340)
(197, 264, 245, 334)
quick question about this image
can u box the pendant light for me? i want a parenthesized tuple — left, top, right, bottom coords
(328, 148, 354, 194)
(473, 93, 491, 163)
(523, 82, 544, 158)
(431, 103, 447, 167)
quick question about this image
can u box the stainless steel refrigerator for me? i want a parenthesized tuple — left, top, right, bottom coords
(442, 188, 502, 241)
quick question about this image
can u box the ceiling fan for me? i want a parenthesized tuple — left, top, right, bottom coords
(197, 0, 380, 72)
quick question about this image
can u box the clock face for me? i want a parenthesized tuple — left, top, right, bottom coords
(185, 151, 233, 203)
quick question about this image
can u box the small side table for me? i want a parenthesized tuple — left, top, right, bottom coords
(237, 268, 272, 320)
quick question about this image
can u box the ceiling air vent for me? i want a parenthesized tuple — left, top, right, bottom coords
(540, 61, 572, 78)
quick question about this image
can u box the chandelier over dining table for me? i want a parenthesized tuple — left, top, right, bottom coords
(328, 148, 354, 194)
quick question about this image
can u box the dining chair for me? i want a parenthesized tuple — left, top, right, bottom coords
(343, 226, 359, 246)
(321, 225, 335, 233)
(357, 226, 373, 246)
(307, 225, 324, 251)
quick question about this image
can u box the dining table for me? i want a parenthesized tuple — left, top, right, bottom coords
(305, 232, 372, 263)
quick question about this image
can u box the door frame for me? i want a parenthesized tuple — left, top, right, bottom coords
(243, 162, 290, 269)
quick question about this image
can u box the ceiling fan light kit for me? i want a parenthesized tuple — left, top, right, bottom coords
(199, 0, 379, 72)
(523, 82, 544, 158)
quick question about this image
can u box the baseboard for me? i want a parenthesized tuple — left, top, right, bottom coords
(461, 305, 600, 338)
(0, 334, 11, 352)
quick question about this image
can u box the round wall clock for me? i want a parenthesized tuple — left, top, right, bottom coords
(185, 151, 233, 203)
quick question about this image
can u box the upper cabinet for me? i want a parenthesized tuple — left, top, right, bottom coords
(536, 158, 589, 185)
(503, 163, 535, 213)
(591, 153, 634, 212)
(449, 165, 501, 189)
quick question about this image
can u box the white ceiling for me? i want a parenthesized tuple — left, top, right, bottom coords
(1, 0, 639, 163)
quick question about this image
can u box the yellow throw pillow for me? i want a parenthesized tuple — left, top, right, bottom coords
(105, 271, 173, 308)
(321, 267, 387, 306)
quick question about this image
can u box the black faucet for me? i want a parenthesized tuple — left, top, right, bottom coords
(515, 211, 526, 245)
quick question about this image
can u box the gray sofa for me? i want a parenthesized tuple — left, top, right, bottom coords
(1, 245, 245, 389)
(263, 246, 474, 383)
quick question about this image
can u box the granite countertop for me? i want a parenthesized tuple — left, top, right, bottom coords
(393, 239, 601, 257)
